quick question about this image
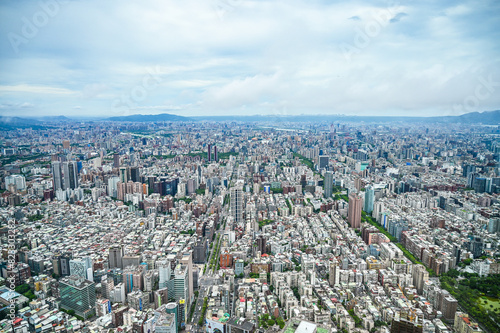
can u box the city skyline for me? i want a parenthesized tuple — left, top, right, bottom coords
(1, 0, 499, 118)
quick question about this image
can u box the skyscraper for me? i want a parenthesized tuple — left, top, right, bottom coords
(319, 155, 329, 170)
(113, 153, 120, 168)
(257, 235, 266, 255)
(207, 144, 212, 162)
(52, 161, 63, 190)
(348, 192, 362, 229)
(180, 252, 193, 307)
(130, 166, 140, 182)
(230, 186, 244, 223)
(59, 275, 96, 319)
(214, 146, 218, 161)
(69, 257, 92, 280)
(63, 161, 79, 189)
(109, 246, 124, 269)
(364, 185, 374, 214)
(324, 171, 334, 198)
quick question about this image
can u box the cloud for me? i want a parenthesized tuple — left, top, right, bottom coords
(390, 12, 408, 23)
(0, 84, 75, 95)
(0, 0, 498, 117)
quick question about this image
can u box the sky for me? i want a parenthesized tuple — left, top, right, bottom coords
(0, 0, 499, 118)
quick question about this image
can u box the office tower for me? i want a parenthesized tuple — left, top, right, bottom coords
(58, 254, 72, 277)
(130, 166, 140, 183)
(123, 266, 145, 294)
(119, 167, 128, 183)
(207, 144, 212, 162)
(193, 238, 207, 264)
(164, 303, 179, 333)
(173, 265, 188, 325)
(108, 176, 120, 198)
(109, 246, 124, 269)
(113, 153, 120, 168)
(230, 187, 243, 223)
(69, 257, 92, 280)
(348, 193, 362, 229)
(101, 275, 114, 300)
(59, 275, 96, 319)
(319, 155, 329, 170)
(158, 260, 172, 290)
(63, 161, 79, 189)
(462, 164, 476, 179)
(257, 235, 266, 255)
(180, 252, 193, 306)
(174, 265, 188, 303)
(214, 146, 218, 161)
(488, 218, 500, 233)
(52, 161, 63, 190)
(364, 185, 374, 214)
(324, 171, 334, 198)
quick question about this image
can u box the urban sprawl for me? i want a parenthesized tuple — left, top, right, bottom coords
(0, 120, 499, 333)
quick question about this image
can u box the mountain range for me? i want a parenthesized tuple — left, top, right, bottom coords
(1, 110, 499, 128)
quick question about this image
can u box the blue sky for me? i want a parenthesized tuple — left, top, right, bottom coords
(0, 0, 499, 118)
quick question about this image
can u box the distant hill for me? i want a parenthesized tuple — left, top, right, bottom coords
(0, 116, 41, 129)
(195, 110, 500, 124)
(107, 113, 191, 122)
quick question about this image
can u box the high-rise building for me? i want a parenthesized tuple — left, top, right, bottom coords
(214, 146, 218, 162)
(488, 218, 500, 234)
(329, 259, 339, 286)
(5, 175, 26, 192)
(123, 266, 145, 294)
(173, 264, 188, 305)
(257, 235, 266, 255)
(130, 167, 140, 183)
(180, 252, 193, 307)
(153, 288, 169, 309)
(52, 161, 63, 190)
(109, 246, 124, 269)
(364, 185, 374, 214)
(348, 193, 362, 229)
(69, 257, 92, 280)
(59, 275, 96, 319)
(319, 155, 329, 170)
(413, 264, 429, 294)
(173, 265, 188, 326)
(113, 153, 120, 168)
(119, 167, 128, 183)
(163, 303, 179, 333)
(63, 161, 79, 189)
(207, 144, 212, 162)
(158, 260, 172, 290)
(57, 253, 72, 277)
(101, 275, 114, 300)
(193, 238, 207, 264)
(324, 171, 334, 198)
(230, 187, 243, 223)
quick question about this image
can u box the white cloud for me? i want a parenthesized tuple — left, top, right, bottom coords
(0, 0, 498, 117)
